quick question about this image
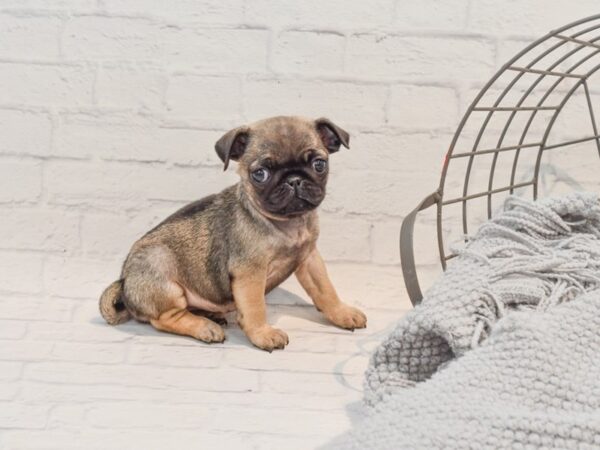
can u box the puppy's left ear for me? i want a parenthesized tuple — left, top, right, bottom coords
(315, 118, 350, 153)
(215, 127, 250, 171)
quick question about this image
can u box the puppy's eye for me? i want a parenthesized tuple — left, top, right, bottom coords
(312, 158, 328, 173)
(251, 168, 270, 183)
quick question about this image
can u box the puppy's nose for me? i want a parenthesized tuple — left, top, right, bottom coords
(286, 175, 303, 188)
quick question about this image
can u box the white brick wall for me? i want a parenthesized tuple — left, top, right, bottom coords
(2, 1, 600, 447)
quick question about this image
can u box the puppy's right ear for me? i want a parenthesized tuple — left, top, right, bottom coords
(215, 127, 250, 171)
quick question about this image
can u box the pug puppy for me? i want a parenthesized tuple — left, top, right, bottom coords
(99, 116, 367, 351)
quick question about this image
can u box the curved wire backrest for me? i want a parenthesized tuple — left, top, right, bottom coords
(402, 15, 600, 305)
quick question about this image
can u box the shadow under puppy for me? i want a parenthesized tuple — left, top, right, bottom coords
(99, 116, 366, 351)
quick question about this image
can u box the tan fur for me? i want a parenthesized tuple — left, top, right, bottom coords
(295, 249, 367, 330)
(151, 308, 225, 343)
(231, 267, 289, 351)
(99, 280, 130, 325)
(98, 116, 366, 351)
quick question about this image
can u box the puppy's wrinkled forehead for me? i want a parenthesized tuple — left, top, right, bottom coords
(243, 117, 321, 164)
(214, 115, 349, 171)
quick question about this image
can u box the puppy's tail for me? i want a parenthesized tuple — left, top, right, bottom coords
(99, 279, 131, 325)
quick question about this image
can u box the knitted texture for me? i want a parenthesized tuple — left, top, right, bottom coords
(329, 192, 600, 449)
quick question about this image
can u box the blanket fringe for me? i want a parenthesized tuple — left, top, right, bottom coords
(453, 193, 600, 347)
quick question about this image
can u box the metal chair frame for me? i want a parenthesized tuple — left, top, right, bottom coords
(401, 15, 600, 305)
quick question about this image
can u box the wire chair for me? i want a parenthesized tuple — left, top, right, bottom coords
(401, 14, 600, 305)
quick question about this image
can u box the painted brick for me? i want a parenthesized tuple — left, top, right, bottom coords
(0, 0, 96, 9)
(27, 322, 132, 343)
(127, 343, 222, 368)
(79, 211, 156, 257)
(66, 17, 269, 73)
(45, 161, 238, 207)
(0, 109, 52, 157)
(50, 342, 127, 364)
(43, 255, 122, 299)
(55, 114, 224, 165)
(63, 16, 163, 60)
(340, 131, 451, 172)
(468, 0, 600, 37)
(212, 405, 352, 436)
(47, 404, 90, 430)
(0, 340, 54, 361)
(0, 63, 94, 107)
(0, 252, 43, 293)
(95, 63, 166, 110)
(0, 209, 79, 252)
(102, 0, 245, 25)
(371, 219, 402, 265)
(272, 31, 345, 74)
(0, 404, 48, 429)
(324, 169, 417, 216)
(224, 347, 369, 374)
(0, 362, 22, 381)
(79, 205, 190, 258)
(1, 430, 249, 449)
(87, 403, 216, 429)
(0, 296, 73, 322)
(163, 28, 269, 72)
(388, 84, 459, 131)
(318, 215, 372, 261)
(0, 383, 18, 401)
(166, 74, 242, 121)
(496, 38, 533, 69)
(24, 362, 260, 392)
(245, 0, 395, 27)
(0, 320, 27, 340)
(346, 34, 495, 82)
(261, 371, 363, 396)
(244, 77, 388, 127)
(0, 160, 42, 203)
(371, 218, 443, 268)
(395, 0, 469, 30)
(0, 14, 62, 59)
(250, 434, 329, 450)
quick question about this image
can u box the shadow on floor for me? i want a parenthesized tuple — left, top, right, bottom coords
(89, 286, 330, 350)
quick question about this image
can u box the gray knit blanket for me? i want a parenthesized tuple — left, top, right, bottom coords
(330, 192, 600, 449)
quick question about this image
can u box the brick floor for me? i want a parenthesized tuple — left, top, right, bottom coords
(0, 263, 417, 449)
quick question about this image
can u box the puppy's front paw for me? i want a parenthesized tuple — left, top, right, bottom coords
(247, 325, 289, 352)
(327, 304, 367, 331)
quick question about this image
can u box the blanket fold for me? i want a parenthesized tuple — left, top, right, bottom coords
(331, 192, 600, 449)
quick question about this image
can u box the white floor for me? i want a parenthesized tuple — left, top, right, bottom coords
(0, 263, 420, 450)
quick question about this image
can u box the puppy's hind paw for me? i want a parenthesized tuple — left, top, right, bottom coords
(247, 325, 289, 352)
(196, 320, 226, 343)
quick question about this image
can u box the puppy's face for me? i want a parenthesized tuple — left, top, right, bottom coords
(215, 116, 349, 219)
